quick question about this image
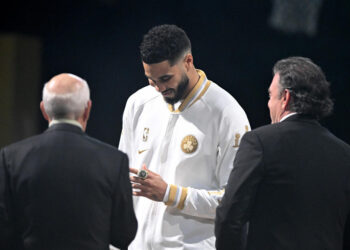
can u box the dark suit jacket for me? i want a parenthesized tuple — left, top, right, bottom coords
(215, 114, 350, 250)
(0, 123, 137, 250)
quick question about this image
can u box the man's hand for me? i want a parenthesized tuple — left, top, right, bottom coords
(130, 164, 167, 202)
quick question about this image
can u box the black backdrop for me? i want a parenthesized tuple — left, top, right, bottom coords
(2, 0, 350, 146)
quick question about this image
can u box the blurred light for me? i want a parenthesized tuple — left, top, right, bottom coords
(269, 0, 324, 37)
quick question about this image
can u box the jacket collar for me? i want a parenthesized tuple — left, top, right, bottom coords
(283, 114, 319, 125)
(44, 123, 84, 135)
(167, 69, 211, 113)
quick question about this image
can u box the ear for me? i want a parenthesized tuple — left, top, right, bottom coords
(83, 100, 92, 122)
(183, 53, 193, 71)
(40, 101, 50, 122)
(282, 89, 291, 109)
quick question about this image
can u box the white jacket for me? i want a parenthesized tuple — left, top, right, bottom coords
(119, 70, 250, 249)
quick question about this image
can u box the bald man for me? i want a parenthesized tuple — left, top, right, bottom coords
(0, 74, 137, 250)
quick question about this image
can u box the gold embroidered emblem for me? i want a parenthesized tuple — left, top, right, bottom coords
(233, 133, 241, 148)
(143, 128, 149, 142)
(181, 135, 198, 154)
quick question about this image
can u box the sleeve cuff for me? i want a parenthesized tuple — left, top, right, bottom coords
(164, 184, 188, 210)
(162, 184, 171, 202)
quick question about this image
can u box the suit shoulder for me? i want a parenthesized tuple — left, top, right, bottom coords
(245, 123, 283, 141)
(252, 123, 280, 134)
(2, 133, 43, 153)
(323, 130, 350, 152)
(83, 135, 126, 157)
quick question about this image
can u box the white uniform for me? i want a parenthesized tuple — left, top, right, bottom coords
(119, 70, 250, 249)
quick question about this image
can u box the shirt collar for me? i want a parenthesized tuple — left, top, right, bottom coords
(167, 69, 211, 113)
(49, 119, 83, 129)
(280, 112, 298, 122)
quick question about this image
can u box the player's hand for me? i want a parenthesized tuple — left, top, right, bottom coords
(130, 164, 167, 202)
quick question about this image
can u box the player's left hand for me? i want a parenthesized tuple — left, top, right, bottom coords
(130, 164, 167, 202)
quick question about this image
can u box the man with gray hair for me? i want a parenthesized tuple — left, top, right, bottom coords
(0, 73, 137, 250)
(215, 57, 350, 250)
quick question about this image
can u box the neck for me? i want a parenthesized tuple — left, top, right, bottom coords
(77, 117, 87, 131)
(280, 110, 291, 120)
(48, 117, 86, 131)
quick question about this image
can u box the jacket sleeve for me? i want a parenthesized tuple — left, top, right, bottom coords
(164, 105, 251, 219)
(118, 96, 135, 168)
(215, 131, 264, 250)
(110, 153, 138, 249)
(0, 149, 14, 249)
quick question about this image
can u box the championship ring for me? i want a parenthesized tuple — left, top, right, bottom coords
(181, 135, 198, 154)
(137, 169, 148, 179)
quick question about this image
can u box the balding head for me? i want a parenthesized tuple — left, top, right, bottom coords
(41, 73, 91, 128)
(45, 73, 86, 95)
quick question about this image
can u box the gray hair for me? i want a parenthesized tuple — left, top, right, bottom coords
(273, 56, 333, 120)
(42, 75, 90, 120)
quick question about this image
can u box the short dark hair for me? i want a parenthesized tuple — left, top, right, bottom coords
(273, 56, 333, 120)
(140, 24, 191, 65)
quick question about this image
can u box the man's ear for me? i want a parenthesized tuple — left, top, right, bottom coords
(83, 100, 92, 122)
(282, 89, 291, 109)
(40, 101, 50, 121)
(183, 53, 193, 71)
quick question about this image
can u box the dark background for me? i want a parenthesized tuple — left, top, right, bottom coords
(1, 0, 350, 146)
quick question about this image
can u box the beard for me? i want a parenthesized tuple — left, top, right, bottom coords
(163, 73, 189, 104)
